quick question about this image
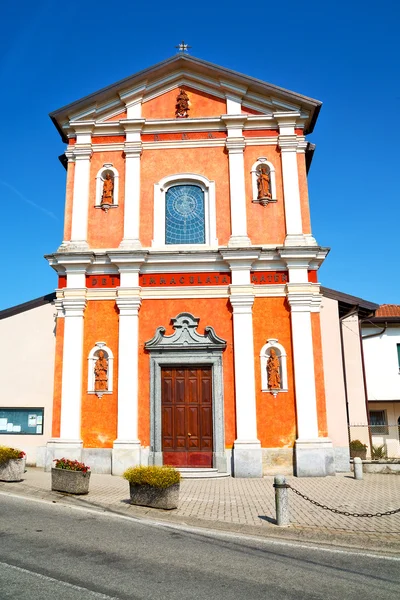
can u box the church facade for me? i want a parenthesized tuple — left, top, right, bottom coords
(45, 54, 334, 477)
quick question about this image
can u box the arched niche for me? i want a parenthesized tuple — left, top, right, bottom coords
(95, 163, 119, 211)
(88, 341, 114, 398)
(260, 338, 288, 396)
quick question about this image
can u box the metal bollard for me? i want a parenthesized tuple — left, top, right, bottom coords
(353, 457, 363, 480)
(274, 475, 290, 526)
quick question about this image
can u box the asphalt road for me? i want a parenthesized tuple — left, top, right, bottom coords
(0, 494, 399, 600)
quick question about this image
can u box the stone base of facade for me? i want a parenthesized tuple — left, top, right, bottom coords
(333, 447, 350, 472)
(262, 448, 295, 476)
(44, 439, 83, 472)
(112, 441, 141, 476)
(295, 438, 335, 477)
(233, 441, 263, 478)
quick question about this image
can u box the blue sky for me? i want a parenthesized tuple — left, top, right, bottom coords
(1, 0, 399, 310)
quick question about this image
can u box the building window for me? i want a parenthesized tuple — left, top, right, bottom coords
(369, 410, 389, 435)
(165, 185, 205, 244)
(397, 343, 400, 372)
(152, 173, 218, 248)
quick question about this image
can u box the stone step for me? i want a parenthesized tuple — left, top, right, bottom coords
(178, 468, 230, 479)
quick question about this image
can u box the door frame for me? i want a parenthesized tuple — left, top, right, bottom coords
(145, 313, 227, 472)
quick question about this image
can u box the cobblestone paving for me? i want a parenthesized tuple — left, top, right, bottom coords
(1, 470, 399, 544)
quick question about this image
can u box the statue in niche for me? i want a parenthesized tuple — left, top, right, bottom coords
(101, 173, 114, 206)
(176, 88, 190, 118)
(267, 349, 281, 390)
(257, 165, 272, 202)
(94, 350, 108, 391)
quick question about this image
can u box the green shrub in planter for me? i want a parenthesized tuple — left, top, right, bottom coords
(0, 446, 26, 482)
(371, 444, 387, 460)
(349, 439, 367, 460)
(123, 466, 181, 510)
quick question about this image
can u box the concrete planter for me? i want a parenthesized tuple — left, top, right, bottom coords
(362, 461, 400, 474)
(350, 449, 367, 460)
(51, 468, 91, 494)
(0, 458, 25, 482)
(129, 482, 180, 509)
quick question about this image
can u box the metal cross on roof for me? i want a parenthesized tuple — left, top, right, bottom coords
(176, 40, 191, 53)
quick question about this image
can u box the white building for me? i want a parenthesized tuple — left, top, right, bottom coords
(362, 305, 400, 458)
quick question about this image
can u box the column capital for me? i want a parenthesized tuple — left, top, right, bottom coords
(278, 135, 299, 152)
(108, 251, 148, 267)
(62, 297, 87, 316)
(225, 137, 245, 153)
(73, 145, 93, 160)
(116, 294, 141, 316)
(287, 285, 322, 312)
(229, 290, 255, 312)
(222, 114, 248, 130)
(124, 141, 143, 157)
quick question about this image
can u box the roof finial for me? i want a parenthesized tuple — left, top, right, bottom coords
(176, 40, 191, 53)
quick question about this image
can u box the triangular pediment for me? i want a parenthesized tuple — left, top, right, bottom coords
(50, 55, 321, 139)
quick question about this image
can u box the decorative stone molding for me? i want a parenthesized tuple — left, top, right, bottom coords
(88, 342, 114, 398)
(145, 312, 226, 352)
(260, 338, 288, 396)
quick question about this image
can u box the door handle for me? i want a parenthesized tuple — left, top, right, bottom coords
(188, 433, 191, 437)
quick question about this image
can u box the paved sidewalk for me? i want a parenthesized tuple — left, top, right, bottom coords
(1, 468, 399, 552)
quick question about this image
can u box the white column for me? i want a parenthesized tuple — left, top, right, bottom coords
(222, 251, 262, 477)
(111, 254, 146, 474)
(120, 120, 145, 249)
(230, 292, 262, 477)
(69, 124, 94, 249)
(223, 115, 251, 247)
(59, 297, 86, 440)
(112, 293, 141, 475)
(276, 113, 315, 247)
(69, 147, 92, 248)
(287, 285, 334, 476)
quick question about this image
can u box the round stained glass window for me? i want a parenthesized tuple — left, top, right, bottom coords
(165, 185, 205, 244)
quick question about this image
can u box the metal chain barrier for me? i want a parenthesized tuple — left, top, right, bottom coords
(287, 484, 400, 518)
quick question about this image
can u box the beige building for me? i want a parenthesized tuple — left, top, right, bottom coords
(0, 294, 56, 465)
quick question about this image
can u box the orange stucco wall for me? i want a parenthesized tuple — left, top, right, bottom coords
(311, 312, 328, 437)
(138, 298, 235, 447)
(87, 151, 125, 248)
(63, 161, 74, 241)
(142, 87, 226, 120)
(105, 111, 127, 122)
(253, 297, 297, 447)
(297, 153, 312, 235)
(81, 301, 119, 448)
(52, 317, 64, 437)
(140, 147, 231, 246)
(244, 146, 286, 245)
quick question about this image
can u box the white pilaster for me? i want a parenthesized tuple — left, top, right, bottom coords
(287, 284, 334, 476)
(223, 115, 251, 247)
(222, 250, 262, 477)
(69, 123, 94, 250)
(275, 113, 316, 247)
(59, 295, 87, 441)
(111, 253, 146, 475)
(120, 120, 145, 249)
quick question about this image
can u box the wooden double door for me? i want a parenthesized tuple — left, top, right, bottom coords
(161, 366, 213, 468)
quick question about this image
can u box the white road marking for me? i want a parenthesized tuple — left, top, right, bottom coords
(1, 490, 399, 562)
(0, 560, 121, 599)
